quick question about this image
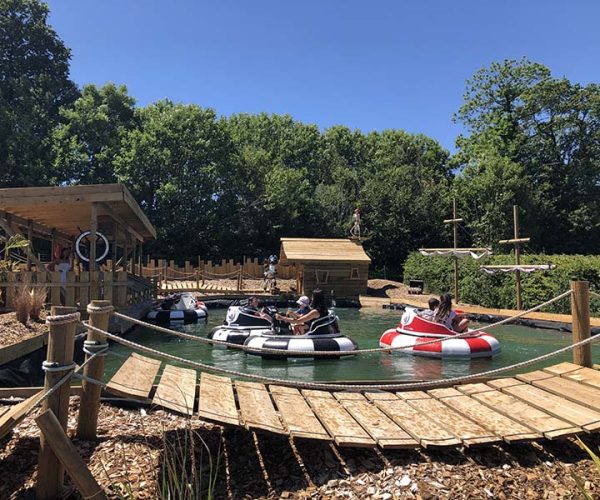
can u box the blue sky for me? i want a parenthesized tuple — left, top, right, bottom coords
(46, 1, 600, 152)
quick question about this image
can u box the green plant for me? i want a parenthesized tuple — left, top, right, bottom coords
(570, 437, 600, 499)
(0, 235, 31, 271)
(14, 284, 31, 325)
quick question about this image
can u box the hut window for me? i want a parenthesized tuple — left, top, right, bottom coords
(315, 270, 329, 284)
(350, 267, 360, 279)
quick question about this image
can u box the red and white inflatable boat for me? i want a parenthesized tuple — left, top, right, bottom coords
(379, 308, 500, 359)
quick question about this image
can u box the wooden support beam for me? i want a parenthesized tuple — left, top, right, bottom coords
(571, 281, 592, 368)
(498, 238, 531, 244)
(98, 202, 144, 243)
(89, 203, 97, 272)
(0, 210, 71, 243)
(443, 218, 464, 224)
(27, 219, 33, 270)
(36, 410, 107, 500)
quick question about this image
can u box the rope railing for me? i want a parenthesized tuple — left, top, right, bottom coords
(84, 319, 600, 392)
(112, 289, 573, 357)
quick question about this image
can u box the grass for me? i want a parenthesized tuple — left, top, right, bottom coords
(14, 284, 31, 325)
(29, 287, 47, 321)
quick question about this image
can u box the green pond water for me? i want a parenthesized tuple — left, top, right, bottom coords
(104, 308, 600, 383)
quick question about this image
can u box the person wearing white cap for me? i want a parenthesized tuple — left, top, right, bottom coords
(287, 296, 310, 318)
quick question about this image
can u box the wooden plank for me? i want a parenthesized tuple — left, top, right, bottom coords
(428, 388, 540, 443)
(543, 362, 585, 376)
(235, 381, 285, 435)
(396, 390, 431, 400)
(301, 389, 373, 447)
(527, 375, 600, 412)
(516, 370, 554, 383)
(269, 386, 330, 441)
(486, 378, 523, 390)
(152, 365, 197, 416)
(197, 373, 239, 426)
(456, 383, 497, 396)
(556, 366, 600, 390)
(470, 387, 580, 439)
(406, 393, 499, 446)
(333, 392, 417, 449)
(105, 353, 161, 401)
(498, 378, 600, 432)
(366, 392, 461, 448)
(0, 391, 44, 439)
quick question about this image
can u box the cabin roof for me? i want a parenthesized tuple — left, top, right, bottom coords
(279, 238, 371, 264)
(0, 184, 155, 242)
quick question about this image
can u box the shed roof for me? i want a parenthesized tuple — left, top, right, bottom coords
(280, 238, 371, 264)
(0, 184, 155, 241)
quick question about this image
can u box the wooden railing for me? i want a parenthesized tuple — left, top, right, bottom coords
(0, 270, 153, 312)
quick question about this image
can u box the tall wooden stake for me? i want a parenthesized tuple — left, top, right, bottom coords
(443, 198, 463, 302)
(37, 306, 77, 500)
(76, 300, 112, 440)
(499, 205, 530, 310)
(89, 203, 97, 272)
(571, 280, 592, 367)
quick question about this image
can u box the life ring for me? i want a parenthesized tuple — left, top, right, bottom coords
(75, 230, 110, 263)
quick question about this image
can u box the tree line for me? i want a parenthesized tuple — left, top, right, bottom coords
(2, 0, 599, 276)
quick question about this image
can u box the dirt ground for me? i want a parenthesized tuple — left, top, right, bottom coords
(0, 398, 598, 499)
(0, 312, 47, 348)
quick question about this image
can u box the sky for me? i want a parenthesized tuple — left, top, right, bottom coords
(46, 0, 600, 152)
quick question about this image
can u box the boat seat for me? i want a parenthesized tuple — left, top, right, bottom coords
(306, 314, 340, 335)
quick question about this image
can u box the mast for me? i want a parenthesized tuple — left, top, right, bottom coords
(443, 198, 462, 302)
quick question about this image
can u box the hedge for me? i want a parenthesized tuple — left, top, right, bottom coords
(402, 253, 600, 315)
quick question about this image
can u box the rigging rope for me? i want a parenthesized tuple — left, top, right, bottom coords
(112, 289, 573, 356)
(86, 320, 600, 392)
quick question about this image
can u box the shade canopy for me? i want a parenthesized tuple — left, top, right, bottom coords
(0, 184, 155, 242)
(279, 238, 371, 264)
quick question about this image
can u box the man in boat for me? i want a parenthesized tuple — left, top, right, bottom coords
(243, 296, 270, 320)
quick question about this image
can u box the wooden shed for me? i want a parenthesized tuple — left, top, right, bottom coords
(279, 238, 371, 299)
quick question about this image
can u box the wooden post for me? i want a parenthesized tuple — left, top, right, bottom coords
(36, 306, 78, 500)
(237, 264, 242, 291)
(571, 280, 592, 367)
(138, 241, 143, 276)
(27, 219, 33, 270)
(37, 410, 107, 500)
(89, 203, 97, 272)
(196, 269, 200, 290)
(443, 198, 463, 303)
(76, 300, 113, 440)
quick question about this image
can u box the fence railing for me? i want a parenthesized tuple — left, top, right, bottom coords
(0, 270, 153, 312)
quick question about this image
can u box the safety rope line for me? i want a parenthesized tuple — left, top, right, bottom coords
(112, 289, 573, 356)
(590, 291, 600, 300)
(84, 320, 600, 391)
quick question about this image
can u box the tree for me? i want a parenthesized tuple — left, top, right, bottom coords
(0, 0, 78, 186)
(52, 83, 137, 184)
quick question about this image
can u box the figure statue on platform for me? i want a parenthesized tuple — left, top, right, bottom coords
(350, 208, 362, 239)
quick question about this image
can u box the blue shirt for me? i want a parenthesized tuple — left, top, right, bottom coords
(295, 306, 310, 316)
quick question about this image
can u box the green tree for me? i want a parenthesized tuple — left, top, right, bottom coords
(52, 83, 137, 184)
(0, 0, 78, 186)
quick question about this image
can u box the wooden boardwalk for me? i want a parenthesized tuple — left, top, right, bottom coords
(160, 280, 264, 294)
(102, 356, 600, 449)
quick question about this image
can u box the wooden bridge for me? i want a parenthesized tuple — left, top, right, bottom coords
(103, 354, 600, 450)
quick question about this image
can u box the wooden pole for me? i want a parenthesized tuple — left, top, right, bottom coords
(36, 410, 107, 500)
(76, 300, 112, 440)
(89, 203, 97, 272)
(27, 219, 33, 270)
(138, 241, 143, 276)
(452, 199, 459, 302)
(513, 205, 522, 310)
(36, 306, 78, 500)
(571, 280, 592, 367)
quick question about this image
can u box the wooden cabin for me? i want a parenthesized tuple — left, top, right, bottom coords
(279, 238, 371, 299)
(0, 184, 156, 312)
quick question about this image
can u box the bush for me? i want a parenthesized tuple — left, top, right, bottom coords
(14, 284, 31, 325)
(403, 252, 600, 315)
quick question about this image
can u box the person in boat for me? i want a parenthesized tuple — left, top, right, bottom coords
(286, 295, 311, 319)
(275, 288, 329, 335)
(418, 297, 440, 321)
(243, 296, 270, 320)
(433, 294, 469, 332)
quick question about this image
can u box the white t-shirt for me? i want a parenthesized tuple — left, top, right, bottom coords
(434, 309, 456, 329)
(57, 262, 71, 283)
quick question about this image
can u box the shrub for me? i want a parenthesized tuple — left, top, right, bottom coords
(29, 287, 47, 320)
(403, 252, 600, 315)
(14, 284, 32, 325)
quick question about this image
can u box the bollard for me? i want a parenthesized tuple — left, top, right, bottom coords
(76, 300, 113, 440)
(36, 306, 78, 500)
(571, 280, 592, 367)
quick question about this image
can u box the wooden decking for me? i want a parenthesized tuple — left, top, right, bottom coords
(161, 280, 264, 294)
(101, 357, 600, 449)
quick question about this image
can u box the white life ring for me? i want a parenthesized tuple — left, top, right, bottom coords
(75, 230, 110, 263)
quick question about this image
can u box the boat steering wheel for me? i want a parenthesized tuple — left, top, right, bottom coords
(75, 230, 110, 263)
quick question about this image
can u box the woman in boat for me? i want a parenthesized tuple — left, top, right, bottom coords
(433, 294, 469, 332)
(275, 288, 329, 335)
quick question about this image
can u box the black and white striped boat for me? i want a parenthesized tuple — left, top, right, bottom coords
(146, 292, 208, 323)
(208, 306, 278, 344)
(243, 315, 358, 359)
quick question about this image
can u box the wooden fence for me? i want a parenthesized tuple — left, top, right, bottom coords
(140, 257, 297, 280)
(0, 271, 153, 312)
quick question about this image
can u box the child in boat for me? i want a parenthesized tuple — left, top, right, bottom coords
(285, 295, 311, 319)
(418, 297, 439, 321)
(433, 294, 469, 332)
(276, 289, 329, 335)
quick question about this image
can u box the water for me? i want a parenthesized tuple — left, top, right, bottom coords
(104, 308, 600, 383)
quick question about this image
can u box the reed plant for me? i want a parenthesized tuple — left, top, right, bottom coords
(14, 284, 31, 325)
(29, 287, 46, 321)
(571, 437, 600, 500)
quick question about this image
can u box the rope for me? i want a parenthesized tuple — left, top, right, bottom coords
(83, 320, 600, 391)
(42, 361, 76, 373)
(87, 303, 114, 314)
(112, 289, 572, 356)
(83, 340, 110, 357)
(45, 312, 81, 325)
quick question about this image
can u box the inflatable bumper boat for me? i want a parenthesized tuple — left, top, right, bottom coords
(208, 306, 278, 344)
(379, 308, 500, 359)
(244, 314, 358, 359)
(146, 292, 208, 323)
